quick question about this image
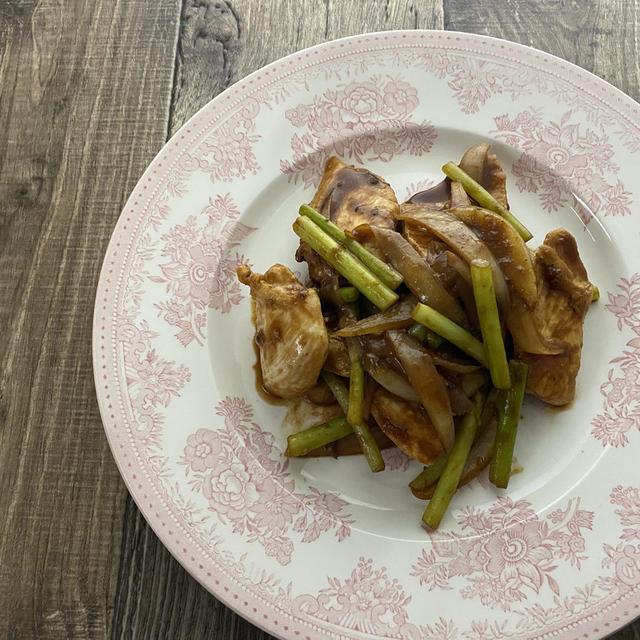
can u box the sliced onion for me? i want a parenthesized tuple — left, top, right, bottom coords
(450, 206, 537, 305)
(324, 337, 351, 377)
(370, 388, 445, 465)
(362, 356, 419, 402)
(398, 205, 510, 312)
(429, 350, 482, 373)
(363, 225, 468, 327)
(450, 206, 562, 355)
(332, 296, 416, 337)
(459, 143, 509, 209)
(450, 180, 471, 207)
(386, 330, 455, 451)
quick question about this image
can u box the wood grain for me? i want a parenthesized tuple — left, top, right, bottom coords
(1, 0, 639, 638)
(0, 0, 181, 638)
(445, 0, 640, 101)
(111, 2, 445, 639)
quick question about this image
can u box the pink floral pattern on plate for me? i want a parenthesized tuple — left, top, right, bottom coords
(150, 194, 256, 346)
(286, 485, 639, 640)
(293, 557, 417, 637)
(117, 318, 191, 449)
(458, 486, 640, 639)
(492, 109, 632, 222)
(601, 486, 640, 588)
(401, 48, 640, 154)
(180, 397, 353, 565)
(190, 98, 261, 183)
(410, 497, 593, 611)
(402, 177, 435, 202)
(281, 75, 436, 187)
(95, 32, 640, 640)
(592, 274, 640, 447)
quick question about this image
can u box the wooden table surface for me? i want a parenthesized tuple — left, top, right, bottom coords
(1, 1, 639, 638)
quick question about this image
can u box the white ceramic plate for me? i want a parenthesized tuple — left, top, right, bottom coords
(94, 31, 640, 639)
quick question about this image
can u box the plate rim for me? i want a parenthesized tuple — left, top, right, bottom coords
(93, 28, 640, 640)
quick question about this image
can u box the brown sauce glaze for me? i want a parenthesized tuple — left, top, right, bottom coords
(406, 178, 451, 204)
(328, 166, 386, 213)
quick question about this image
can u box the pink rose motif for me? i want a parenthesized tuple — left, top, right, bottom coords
(184, 428, 222, 472)
(492, 110, 631, 218)
(252, 479, 300, 531)
(181, 397, 354, 566)
(382, 79, 419, 115)
(264, 537, 294, 565)
(281, 74, 435, 188)
(285, 103, 313, 128)
(187, 244, 218, 307)
(204, 461, 258, 519)
(340, 82, 382, 123)
(483, 521, 553, 593)
(371, 137, 399, 163)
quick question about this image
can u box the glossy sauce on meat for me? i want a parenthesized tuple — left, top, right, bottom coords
(406, 178, 451, 204)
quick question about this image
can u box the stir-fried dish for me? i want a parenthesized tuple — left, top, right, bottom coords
(237, 144, 595, 529)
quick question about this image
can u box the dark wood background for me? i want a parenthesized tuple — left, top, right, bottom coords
(1, 0, 638, 638)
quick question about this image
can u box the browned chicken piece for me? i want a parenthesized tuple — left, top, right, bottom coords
(296, 156, 399, 287)
(237, 264, 328, 399)
(516, 230, 593, 405)
(370, 388, 445, 465)
(310, 156, 399, 231)
(459, 143, 509, 209)
(295, 240, 338, 288)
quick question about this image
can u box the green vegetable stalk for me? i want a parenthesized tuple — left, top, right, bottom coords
(321, 371, 350, 414)
(442, 162, 533, 242)
(412, 302, 487, 366)
(339, 286, 359, 303)
(422, 395, 483, 529)
(293, 216, 398, 310)
(346, 339, 385, 472)
(299, 204, 403, 289)
(285, 418, 353, 457)
(409, 456, 448, 492)
(410, 388, 498, 494)
(408, 322, 445, 349)
(470, 259, 511, 389)
(489, 360, 528, 489)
